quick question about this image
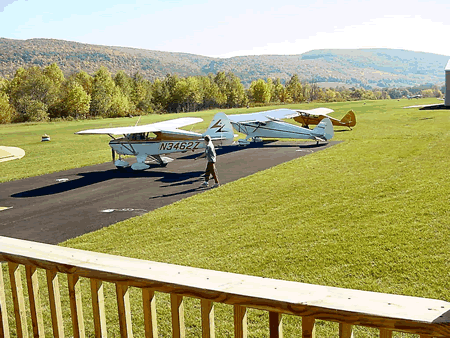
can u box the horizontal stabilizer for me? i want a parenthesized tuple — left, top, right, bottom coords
(146, 155, 174, 164)
(160, 156, 174, 163)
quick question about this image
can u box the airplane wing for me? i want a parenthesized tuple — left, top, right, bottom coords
(296, 107, 334, 116)
(228, 109, 298, 123)
(150, 117, 203, 130)
(76, 117, 203, 135)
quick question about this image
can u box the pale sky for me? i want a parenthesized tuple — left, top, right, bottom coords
(1, 0, 449, 58)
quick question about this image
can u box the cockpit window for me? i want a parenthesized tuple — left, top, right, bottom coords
(126, 132, 156, 141)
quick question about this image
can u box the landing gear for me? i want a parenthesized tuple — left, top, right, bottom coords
(113, 150, 131, 170)
(115, 160, 130, 170)
(145, 155, 173, 167)
(238, 137, 263, 146)
(238, 139, 250, 146)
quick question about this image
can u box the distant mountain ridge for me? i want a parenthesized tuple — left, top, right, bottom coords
(0, 38, 448, 88)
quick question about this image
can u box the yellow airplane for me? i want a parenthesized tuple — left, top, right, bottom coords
(294, 108, 356, 130)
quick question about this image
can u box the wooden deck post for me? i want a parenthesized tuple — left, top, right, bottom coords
(379, 328, 392, 338)
(68, 274, 85, 338)
(46, 270, 65, 338)
(142, 288, 158, 338)
(171, 294, 185, 338)
(90, 279, 107, 338)
(269, 311, 283, 338)
(201, 299, 215, 338)
(302, 316, 315, 338)
(234, 305, 248, 338)
(116, 283, 133, 338)
(25, 265, 45, 338)
(339, 323, 353, 338)
(2, 237, 450, 338)
(8, 262, 29, 338)
(0, 263, 10, 338)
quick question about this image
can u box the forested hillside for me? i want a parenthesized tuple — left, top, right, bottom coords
(1, 38, 447, 124)
(0, 38, 448, 88)
(0, 61, 444, 125)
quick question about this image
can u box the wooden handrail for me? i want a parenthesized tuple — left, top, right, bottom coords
(1, 235, 450, 337)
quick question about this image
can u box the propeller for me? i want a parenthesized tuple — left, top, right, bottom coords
(112, 148, 116, 162)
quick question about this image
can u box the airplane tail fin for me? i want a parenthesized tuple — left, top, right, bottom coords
(340, 110, 356, 127)
(311, 117, 334, 142)
(202, 112, 235, 146)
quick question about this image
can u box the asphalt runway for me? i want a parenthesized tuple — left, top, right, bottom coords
(0, 141, 337, 244)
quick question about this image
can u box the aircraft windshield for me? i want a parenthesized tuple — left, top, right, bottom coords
(126, 132, 157, 141)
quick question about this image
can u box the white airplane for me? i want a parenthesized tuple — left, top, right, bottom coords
(407, 94, 422, 99)
(227, 108, 334, 145)
(76, 113, 234, 170)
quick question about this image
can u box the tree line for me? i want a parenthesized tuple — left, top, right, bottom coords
(0, 63, 444, 124)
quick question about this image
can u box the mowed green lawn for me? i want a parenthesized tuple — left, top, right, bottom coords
(1, 98, 450, 337)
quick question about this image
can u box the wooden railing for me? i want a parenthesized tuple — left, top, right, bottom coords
(1, 235, 450, 337)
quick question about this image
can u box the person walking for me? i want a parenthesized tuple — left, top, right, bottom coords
(195, 135, 220, 188)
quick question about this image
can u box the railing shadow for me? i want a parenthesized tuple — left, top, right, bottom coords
(420, 103, 448, 110)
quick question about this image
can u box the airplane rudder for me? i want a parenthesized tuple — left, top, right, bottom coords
(325, 117, 334, 140)
(204, 112, 234, 142)
(314, 117, 334, 140)
(206, 112, 226, 129)
(341, 110, 356, 126)
(219, 113, 234, 141)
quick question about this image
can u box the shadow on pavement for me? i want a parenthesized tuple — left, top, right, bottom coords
(12, 169, 204, 198)
(180, 140, 329, 159)
(148, 186, 203, 199)
(11, 140, 336, 198)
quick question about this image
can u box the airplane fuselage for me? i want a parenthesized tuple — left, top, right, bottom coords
(231, 120, 318, 140)
(110, 139, 204, 157)
(109, 138, 207, 170)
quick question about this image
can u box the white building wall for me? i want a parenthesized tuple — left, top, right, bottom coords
(446, 60, 450, 106)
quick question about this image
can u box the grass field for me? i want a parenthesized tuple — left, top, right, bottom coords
(1, 98, 450, 337)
